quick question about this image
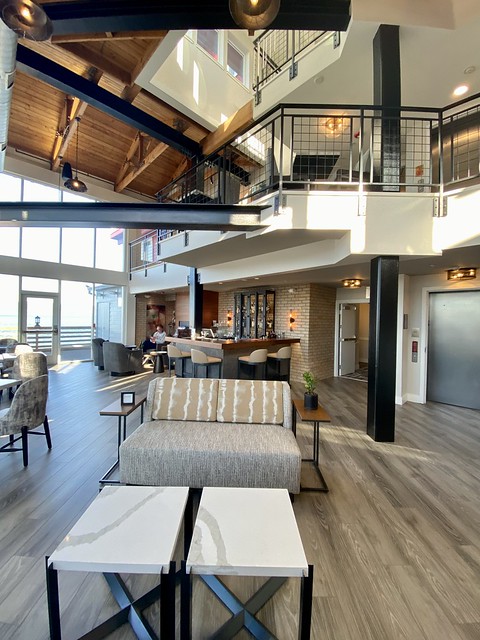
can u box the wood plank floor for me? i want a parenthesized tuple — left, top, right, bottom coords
(0, 363, 479, 639)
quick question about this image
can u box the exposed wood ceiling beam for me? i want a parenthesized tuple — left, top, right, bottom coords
(43, 0, 351, 35)
(201, 100, 254, 157)
(16, 45, 201, 157)
(51, 30, 168, 43)
(170, 157, 191, 183)
(58, 43, 132, 85)
(115, 132, 169, 192)
(130, 39, 162, 85)
(0, 202, 267, 231)
(51, 68, 103, 171)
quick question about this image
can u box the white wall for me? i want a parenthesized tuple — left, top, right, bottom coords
(137, 31, 252, 130)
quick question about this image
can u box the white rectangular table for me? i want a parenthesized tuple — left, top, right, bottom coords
(182, 487, 313, 639)
(46, 485, 189, 640)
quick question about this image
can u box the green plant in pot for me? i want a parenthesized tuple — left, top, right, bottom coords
(303, 371, 318, 410)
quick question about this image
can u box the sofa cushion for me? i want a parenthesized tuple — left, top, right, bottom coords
(151, 377, 218, 422)
(119, 420, 301, 494)
(216, 379, 284, 425)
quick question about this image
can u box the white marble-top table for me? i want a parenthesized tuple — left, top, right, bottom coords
(47, 485, 189, 640)
(49, 485, 189, 574)
(186, 487, 308, 578)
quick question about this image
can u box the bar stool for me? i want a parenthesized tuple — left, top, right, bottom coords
(266, 346, 292, 383)
(167, 344, 191, 377)
(190, 348, 222, 378)
(237, 348, 268, 380)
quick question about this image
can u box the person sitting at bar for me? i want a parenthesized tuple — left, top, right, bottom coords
(153, 325, 166, 350)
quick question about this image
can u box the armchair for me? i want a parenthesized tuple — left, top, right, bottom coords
(103, 342, 144, 376)
(0, 375, 51, 467)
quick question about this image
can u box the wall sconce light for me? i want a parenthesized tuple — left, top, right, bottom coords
(227, 310, 232, 326)
(342, 279, 362, 288)
(446, 267, 476, 281)
(289, 309, 296, 331)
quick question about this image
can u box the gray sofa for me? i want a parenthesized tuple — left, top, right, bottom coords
(119, 377, 301, 494)
(103, 342, 143, 376)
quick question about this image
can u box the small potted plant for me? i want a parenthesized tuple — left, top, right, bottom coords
(303, 371, 318, 410)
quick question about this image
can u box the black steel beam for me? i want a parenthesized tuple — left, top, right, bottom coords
(16, 45, 201, 158)
(0, 202, 266, 231)
(43, 0, 351, 34)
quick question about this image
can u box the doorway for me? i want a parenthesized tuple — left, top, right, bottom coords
(337, 302, 369, 379)
(20, 293, 60, 365)
(427, 291, 480, 409)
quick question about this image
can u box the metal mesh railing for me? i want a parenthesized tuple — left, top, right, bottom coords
(253, 30, 332, 94)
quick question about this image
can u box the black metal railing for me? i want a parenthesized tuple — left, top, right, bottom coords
(156, 95, 480, 207)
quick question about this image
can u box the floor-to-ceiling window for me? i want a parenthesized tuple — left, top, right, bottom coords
(0, 172, 126, 361)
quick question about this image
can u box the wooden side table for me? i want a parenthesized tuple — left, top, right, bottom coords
(99, 393, 146, 485)
(292, 398, 331, 492)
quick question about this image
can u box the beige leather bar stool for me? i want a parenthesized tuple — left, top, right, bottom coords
(237, 348, 268, 380)
(167, 344, 191, 377)
(266, 345, 292, 383)
(190, 348, 222, 378)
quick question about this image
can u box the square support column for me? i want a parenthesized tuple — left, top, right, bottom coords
(367, 256, 399, 442)
(189, 267, 203, 335)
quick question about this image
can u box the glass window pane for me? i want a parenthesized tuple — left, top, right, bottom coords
(21, 227, 60, 262)
(0, 173, 22, 200)
(61, 228, 94, 267)
(227, 42, 244, 84)
(23, 180, 60, 202)
(61, 191, 95, 203)
(61, 281, 93, 361)
(0, 228, 20, 257)
(94, 284, 123, 343)
(95, 228, 124, 271)
(197, 30, 219, 60)
(21, 276, 59, 293)
(0, 275, 19, 342)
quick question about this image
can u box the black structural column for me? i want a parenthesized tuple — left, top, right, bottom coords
(372, 24, 401, 190)
(367, 256, 399, 442)
(188, 267, 203, 335)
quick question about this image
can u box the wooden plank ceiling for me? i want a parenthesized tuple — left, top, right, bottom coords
(8, 8, 210, 198)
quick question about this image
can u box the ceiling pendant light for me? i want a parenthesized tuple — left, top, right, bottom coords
(0, 0, 53, 41)
(229, 0, 281, 35)
(63, 117, 88, 193)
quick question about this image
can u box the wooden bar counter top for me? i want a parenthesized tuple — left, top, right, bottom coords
(165, 336, 300, 378)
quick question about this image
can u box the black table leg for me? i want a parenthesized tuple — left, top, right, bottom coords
(46, 556, 62, 640)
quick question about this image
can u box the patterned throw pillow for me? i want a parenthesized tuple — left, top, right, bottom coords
(151, 377, 219, 421)
(216, 379, 284, 424)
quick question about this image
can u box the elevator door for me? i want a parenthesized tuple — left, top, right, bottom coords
(427, 291, 480, 409)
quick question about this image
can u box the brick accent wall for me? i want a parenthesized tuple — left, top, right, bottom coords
(219, 283, 336, 384)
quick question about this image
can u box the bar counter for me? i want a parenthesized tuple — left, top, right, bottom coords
(165, 337, 300, 378)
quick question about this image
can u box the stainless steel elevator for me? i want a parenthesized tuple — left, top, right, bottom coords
(427, 291, 480, 410)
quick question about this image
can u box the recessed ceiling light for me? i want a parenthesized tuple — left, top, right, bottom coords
(453, 84, 469, 97)
(464, 66, 476, 75)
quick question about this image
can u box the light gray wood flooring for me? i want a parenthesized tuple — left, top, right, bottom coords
(0, 363, 478, 639)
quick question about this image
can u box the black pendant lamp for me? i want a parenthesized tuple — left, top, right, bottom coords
(0, 0, 52, 41)
(63, 118, 88, 193)
(229, 0, 281, 35)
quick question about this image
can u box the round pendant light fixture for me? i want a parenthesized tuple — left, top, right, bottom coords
(229, 0, 281, 35)
(0, 0, 53, 41)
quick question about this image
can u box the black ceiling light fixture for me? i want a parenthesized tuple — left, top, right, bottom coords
(0, 0, 53, 41)
(229, 0, 281, 35)
(63, 117, 88, 193)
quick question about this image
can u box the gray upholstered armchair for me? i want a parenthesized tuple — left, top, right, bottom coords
(92, 338, 106, 370)
(0, 375, 51, 467)
(103, 342, 144, 376)
(12, 352, 48, 382)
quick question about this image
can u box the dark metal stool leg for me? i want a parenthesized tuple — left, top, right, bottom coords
(46, 556, 62, 640)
